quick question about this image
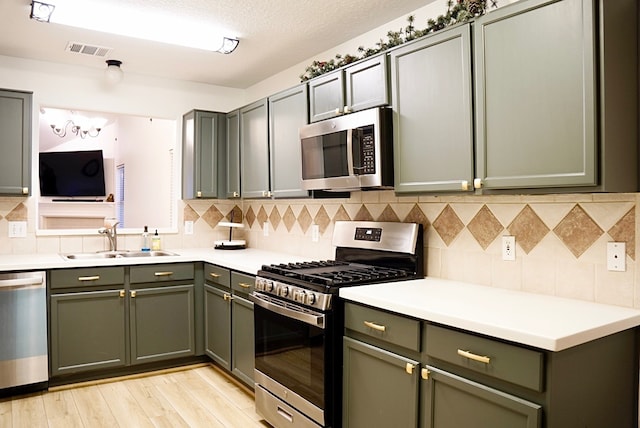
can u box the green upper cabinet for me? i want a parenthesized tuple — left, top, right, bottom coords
(182, 109, 226, 199)
(225, 109, 241, 199)
(0, 89, 32, 196)
(240, 98, 271, 198)
(390, 24, 474, 193)
(268, 84, 309, 198)
(308, 54, 389, 122)
(474, 0, 637, 192)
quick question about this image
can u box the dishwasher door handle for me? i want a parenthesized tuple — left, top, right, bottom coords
(0, 276, 45, 290)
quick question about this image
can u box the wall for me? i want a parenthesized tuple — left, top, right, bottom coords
(0, 0, 638, 313)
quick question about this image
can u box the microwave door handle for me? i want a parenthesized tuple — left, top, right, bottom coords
(346, 128, 356, 176)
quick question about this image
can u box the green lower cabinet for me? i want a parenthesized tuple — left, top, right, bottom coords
(130, 284, 195, 364)
(342, 337, 420, 428)
(421, 366, 541, 428)
(204, 283, 232, 368)
(50, 289, 126, 376)
(231, 294, 254, 385)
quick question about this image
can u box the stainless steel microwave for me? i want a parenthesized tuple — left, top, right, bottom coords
(299, 107, 394, 191)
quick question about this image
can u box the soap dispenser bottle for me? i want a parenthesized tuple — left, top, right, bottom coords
(141, 226, 150, 251)
(151, 229, 161, 251)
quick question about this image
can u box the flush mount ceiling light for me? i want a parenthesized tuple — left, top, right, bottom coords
(36, 0, 239, 54)
(104, 59, 123, 84)
(30, 1, 55, 22)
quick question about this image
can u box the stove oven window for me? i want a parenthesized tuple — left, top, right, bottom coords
(254, 304, 326, 409)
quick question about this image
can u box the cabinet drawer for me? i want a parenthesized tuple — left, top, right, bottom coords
(130, 263, 194, 284)
(231, 271, 254, 295)
(425, 324, 544, 392)
(345, 303, 420, 352)
(50, 267, 125, 289)
(205, 264, 230, 288)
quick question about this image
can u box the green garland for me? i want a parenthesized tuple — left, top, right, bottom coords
(300, 0, 496, 82)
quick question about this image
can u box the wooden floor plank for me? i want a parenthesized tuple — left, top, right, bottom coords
(123, 377, 190, 428)
(98, 381, 155, 428)
(0, 398, 13, 428)
(41, 389, 84, 428)
(10, 393, 47, 428)
(2, 364, 268, 428)
(70, 385, 119, 428)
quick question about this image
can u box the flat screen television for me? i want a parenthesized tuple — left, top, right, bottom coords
(39, 150, 106, 198)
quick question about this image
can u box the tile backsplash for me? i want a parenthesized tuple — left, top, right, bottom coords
(2, 191, 638, 309)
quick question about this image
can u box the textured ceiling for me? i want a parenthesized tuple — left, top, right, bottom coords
(0, 0, 434, 88)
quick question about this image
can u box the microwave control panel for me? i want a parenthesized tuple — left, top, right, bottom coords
(358, 125, 375, 175)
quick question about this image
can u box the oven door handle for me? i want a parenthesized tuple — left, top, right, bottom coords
(251, 293, 325, 329)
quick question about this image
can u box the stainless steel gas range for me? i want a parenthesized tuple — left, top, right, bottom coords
(250, 221, 424, 428)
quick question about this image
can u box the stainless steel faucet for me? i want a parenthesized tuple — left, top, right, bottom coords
(98, 222, 120, 251)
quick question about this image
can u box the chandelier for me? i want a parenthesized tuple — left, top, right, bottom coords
(50, 119, 102, 139)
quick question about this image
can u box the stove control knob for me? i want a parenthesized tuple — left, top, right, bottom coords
(279, 286, 289, 297)
(294, 290, 306, 303)
(264, 280, 274, 292)
(255, 278, 265, 291)
(306, 293, 317, 305)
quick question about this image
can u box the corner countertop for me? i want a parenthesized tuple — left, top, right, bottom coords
(339, 278, 640, 352)
(0, 248, 309, 276)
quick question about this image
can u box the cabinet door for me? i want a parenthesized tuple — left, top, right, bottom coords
(422, 366, 541, 428)
(204, 283, 232, 370)
(240, 99, 271, 198)
(345, 54, 389, 113)
(343, 337, 419, 428)
(308, 70, 345, 122)
(391, 24, 474, 193)
(50, 290, 126, 376)
(474, 0, 596, 190)
(130, 284, 195, 364)
(182, 110, 223, 199)
(268, 84, 309, 198)
(226, 109, 241, 198)
(231, 294, 254, 386)
(0, 89, 31, 195)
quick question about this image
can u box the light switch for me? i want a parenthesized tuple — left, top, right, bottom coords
(8, 221, 27, 238)
(607, 242, 626, 272)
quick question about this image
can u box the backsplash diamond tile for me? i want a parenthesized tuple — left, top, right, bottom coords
(433, 204, 465, 246)
(467, 205, 504, 250)
(354, 205, 374, 221)
(607, 206, 635, 260)
(404, 204, 429, 233)
(183, 204, 199, 222)
(553, 204, 604, 258)
(269, 206, 282, 230)
(508, 205, 550, 254)
(202, 205, 224, 228)
(283, 206, 297, 232)
(314, 206, 331, 234)
(226, 205, 243, 223)
(5, 203, 27, 221)
(297, 206, 313, 233)
(333, 205, 351, 222)
(378, 204, 400, 222)
(257, 206, 268, 229)
(245, 206, 256, 228)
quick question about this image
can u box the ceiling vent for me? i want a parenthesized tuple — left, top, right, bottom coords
(65, 42, 112, 57)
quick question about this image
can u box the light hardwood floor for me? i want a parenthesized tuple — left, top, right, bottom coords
(0, 364, 270, 428)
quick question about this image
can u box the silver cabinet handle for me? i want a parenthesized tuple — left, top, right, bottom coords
(457, 349, 491, 364)
(461, 180, 469, 191)
(473, 178, 482, 189)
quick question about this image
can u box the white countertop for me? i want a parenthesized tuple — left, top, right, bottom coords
(0, 248, 309, 275)
(339, 278, 640, 352)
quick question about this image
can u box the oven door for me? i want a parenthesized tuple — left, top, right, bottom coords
(252, 292, 328, 416)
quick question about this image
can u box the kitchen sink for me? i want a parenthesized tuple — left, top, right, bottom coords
(62, 250, 178, 260)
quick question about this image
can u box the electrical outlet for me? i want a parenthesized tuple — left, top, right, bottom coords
(263, 222, 269, 237)
(8, 221, 27, 238)
(311, 224, 319, 242)
(502, 236, 516, 261)
(607, 242, 626, 272)
(184, 221, 194, 235)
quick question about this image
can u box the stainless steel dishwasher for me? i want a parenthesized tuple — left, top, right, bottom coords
(0, 271, 48, 392)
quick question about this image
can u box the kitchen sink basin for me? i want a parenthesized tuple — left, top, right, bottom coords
(62, 250, 178, 260)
